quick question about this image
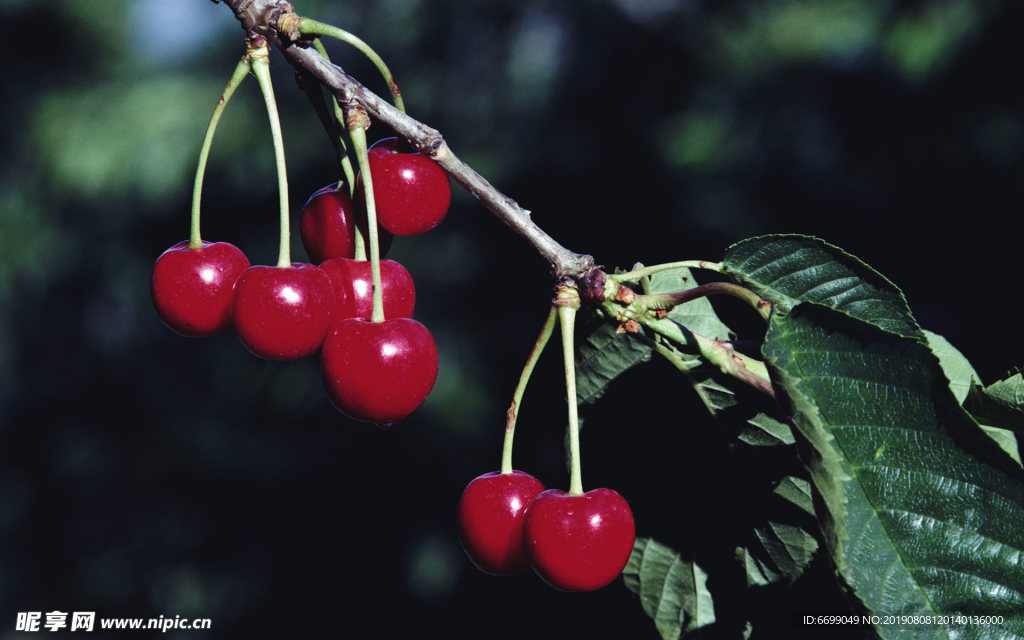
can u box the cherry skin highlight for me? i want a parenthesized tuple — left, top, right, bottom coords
(319, 257, 415, 322)
(363, 137, 451, 236)
(523, 487, 636, 591)
(321, 317, 438, 427)
(458, 471, 546, 575)
(232, 263, 333, 360)
(151, 240, 250, 337)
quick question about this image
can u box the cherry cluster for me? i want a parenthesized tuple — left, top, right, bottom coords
(458, 470, 635, 591)
(151, 137, 450, 427)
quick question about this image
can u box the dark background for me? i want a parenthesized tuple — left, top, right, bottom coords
(2, 0, 1023, 638)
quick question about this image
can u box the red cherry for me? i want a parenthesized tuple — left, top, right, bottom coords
(232, 263, 333, 360)
(363, 137, 451, 236)
(301, 184, 394, 262)
(523, 488, 636, 592)
(300, 186, 357, 264)
(458, 471, 546, 575)
(319, 257, 415, 322)
(151, 240, 250, 337)
(321, 317, 438, 427)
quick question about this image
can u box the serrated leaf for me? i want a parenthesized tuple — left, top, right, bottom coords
(574, 321, 652, 405)
(743, 476, 820, 586)
(772, 474, 816, 516)
(690, 375, 795, 445)
(987, 373, 1024, 409)
(751, 521, 819, 584)
(737, 412, 796, 447)
(722, 234, 920, 338)
(624, 538, 715, 640)
(979, 425, 1022, 468)
(763, 303, 1024, 639)
(925, 330, 981, 404)
(923, 331, 1020, 464)
(968, 373, 1024, 433)
(741, 546, 783, 587)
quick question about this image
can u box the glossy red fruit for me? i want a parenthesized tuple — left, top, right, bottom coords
(151, 240, 250, 337)
(319, 257, 415, 322)
(458, 471, 546, 575)
(232, 263, 333, 360)
(523, 488, 636, 592)
(363, 137, 451, 236)
(321, 317, 438, 427)
(301, 184, 395, 262)
(300, 186, 357, 264)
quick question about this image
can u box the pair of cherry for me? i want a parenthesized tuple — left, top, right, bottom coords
(457, 470, 635, 591)
(151, 138, 450, 427)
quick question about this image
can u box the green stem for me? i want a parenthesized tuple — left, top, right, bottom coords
(609, 260, 723, 282)
(638, 282, 772, 322)
(296, 65, 342, 165)
(190, 56, 251, 248)
(353, 226, 368, 262)
(310, 37, 365, 260)
(557, 287, 583, 496)
(346, 107, 385, 322)
(649, 336, 721, 416)
(311, 37, 357, 192)
(502, 306, 558, 475)
(642, 314, 774, 397)
(299, 18, 406, 113)
(250, 45, 291, 268)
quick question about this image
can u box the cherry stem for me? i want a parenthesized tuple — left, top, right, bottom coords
(502, 306, 558, 475)
(189, 55, 251, 249)
(638, 282, 772, 322)
(250, 43, 292, 268)
(298, 18, 405, 113)
(556, 285, 584, 496)
(345, 106, 385, 323)
(295, 64, 343, 167)
(309, 37, 365, 261)
(609, 260, 723, 282)
(310, 37, 358, 193)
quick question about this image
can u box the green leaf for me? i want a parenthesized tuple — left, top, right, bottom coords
(624, 538, 715, 640)
(924, 330, 981, 404)
(738, 411, 796, 448)
(743, 476, 820, 586)
(691, 375, 795, 446)
(923, 331, 1021, 464)
(722, 234, 920, 338)
(764, 303, 1024, 638)
(574, 320, 651, 405)
(978, 424, 1022, 468)
(968, 373, 1024, 433)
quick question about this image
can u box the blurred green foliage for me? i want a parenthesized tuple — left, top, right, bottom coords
(2, 0, 1024, 638)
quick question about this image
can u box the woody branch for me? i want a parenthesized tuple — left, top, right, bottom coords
(215, 0, 595, 281)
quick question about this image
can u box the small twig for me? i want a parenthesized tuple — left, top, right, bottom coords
(639, 282, 773, 322)
(610, 260, 723, 282)
(218, 0, 594, 280)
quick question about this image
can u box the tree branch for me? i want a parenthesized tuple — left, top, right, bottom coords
(216, 0, 594, 280)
